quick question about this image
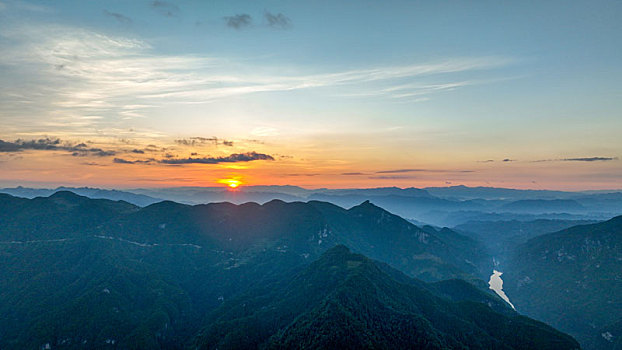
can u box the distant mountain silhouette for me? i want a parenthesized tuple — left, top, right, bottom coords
(4, 185, 621, 227)
(500, 199, 586, 213)
(0, 186, 162, 206)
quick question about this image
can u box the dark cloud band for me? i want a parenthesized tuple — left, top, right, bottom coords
(161, 152, 274, 164)
(0, 138, 116, 157)
(114, 151, 275, 165)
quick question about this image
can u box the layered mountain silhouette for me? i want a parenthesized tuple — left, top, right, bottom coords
(4, 185, 621, 227)
(0, 192, 586, 348)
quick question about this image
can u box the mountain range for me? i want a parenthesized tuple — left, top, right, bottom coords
(0, 191, 588, 349)
(3, 185, 621, 227)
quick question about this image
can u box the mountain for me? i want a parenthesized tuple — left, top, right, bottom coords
(500, 199, 586, 214)
(97, 198, 492, 282)
(454, 219, 598, 264)
(0, 186, 162, 207)
(424, 185, 577, 201)
(0, 192, 491, 282)
(6, 185, 620, 227)
(317, 186, 433, 198)
(0, 191, 138, 241)
(0, 192, 496, 348)
(195, 245, 579, 350)
(308, 193, 488, 225)
(503, 216, 622, 350)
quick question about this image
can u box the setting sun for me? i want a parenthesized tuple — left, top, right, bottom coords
(218, 178, 243, 189)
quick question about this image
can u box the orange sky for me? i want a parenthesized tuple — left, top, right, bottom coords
(0, 135, 619, 191)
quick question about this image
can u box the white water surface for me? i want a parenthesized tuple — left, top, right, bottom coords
(488, 270, 516, 310)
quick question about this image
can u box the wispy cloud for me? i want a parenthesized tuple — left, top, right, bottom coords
(376, 168, 474, 174)
(0, 23, 514, 136)
(150, 1, 179, 17)
(175, 137, 234, 147)
(224, 14, 252, 29)
(264, 12, 291, 29)
(103, 10, 132, 24)
(376, 168, 427, 174)
(368, 175, 420, 180)
(341, 172, 367, 176)
(562, 157, 617, 162)
(113, 157, 153, 164)
(533, 157, 618, 163)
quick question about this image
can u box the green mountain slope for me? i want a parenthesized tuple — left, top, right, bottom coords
(504, 216, 622, 350)
(196, 245, 580, 350)
(0, 192, 493, 348)
(0, 192, 580, 349)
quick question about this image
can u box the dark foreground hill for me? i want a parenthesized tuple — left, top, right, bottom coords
(0, 192, 579, 348)
(504, 216, 622, 350)
(196, 245, 579, 350)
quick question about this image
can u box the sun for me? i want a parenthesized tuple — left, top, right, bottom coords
(218, 178, 243, 189)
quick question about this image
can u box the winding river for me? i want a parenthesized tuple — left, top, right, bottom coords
(488, 270, 516, 310)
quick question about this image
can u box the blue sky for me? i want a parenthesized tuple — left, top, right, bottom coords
(0, 0, 620, 189)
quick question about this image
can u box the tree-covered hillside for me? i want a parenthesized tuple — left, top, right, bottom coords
(0, 192, 581, 349)
(504, 216, 622, 350)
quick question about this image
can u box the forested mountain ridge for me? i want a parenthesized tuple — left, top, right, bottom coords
(196, 245, 579, 350)
(0, 192, 582, 349)
(504, 216, 622, 350)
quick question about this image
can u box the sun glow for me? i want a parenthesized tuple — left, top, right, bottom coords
(218, 177, 243, 189)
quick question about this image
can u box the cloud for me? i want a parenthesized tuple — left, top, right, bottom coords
(71, 148, 116, 157)
(160, 152, 274, 164)
(0, 139, 25, 152)
(0, 138, 116, 157)
(224, 14, 252, 29)
(283, 173, 320, 177)
(113, 157, 154, 164)
(375, 168, 474, 174)
(368, 175, 420, 180)
(175, 137, 234, 146)
(478, 158, 514, 163)
(264, 12, 291, 29)
(533, 157, 618, 163)
(103, 10, 132, 24)
(0, 23, 514, 135)
(341, 172, 367, 176)
(150, 1, 180, 17)
(376, 168, 427, 174)
(562, 157, 617, 162)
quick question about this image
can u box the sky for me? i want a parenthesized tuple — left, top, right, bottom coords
(0, 0, 620, 190)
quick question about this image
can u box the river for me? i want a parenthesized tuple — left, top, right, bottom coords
(488, 270, 516, 310)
